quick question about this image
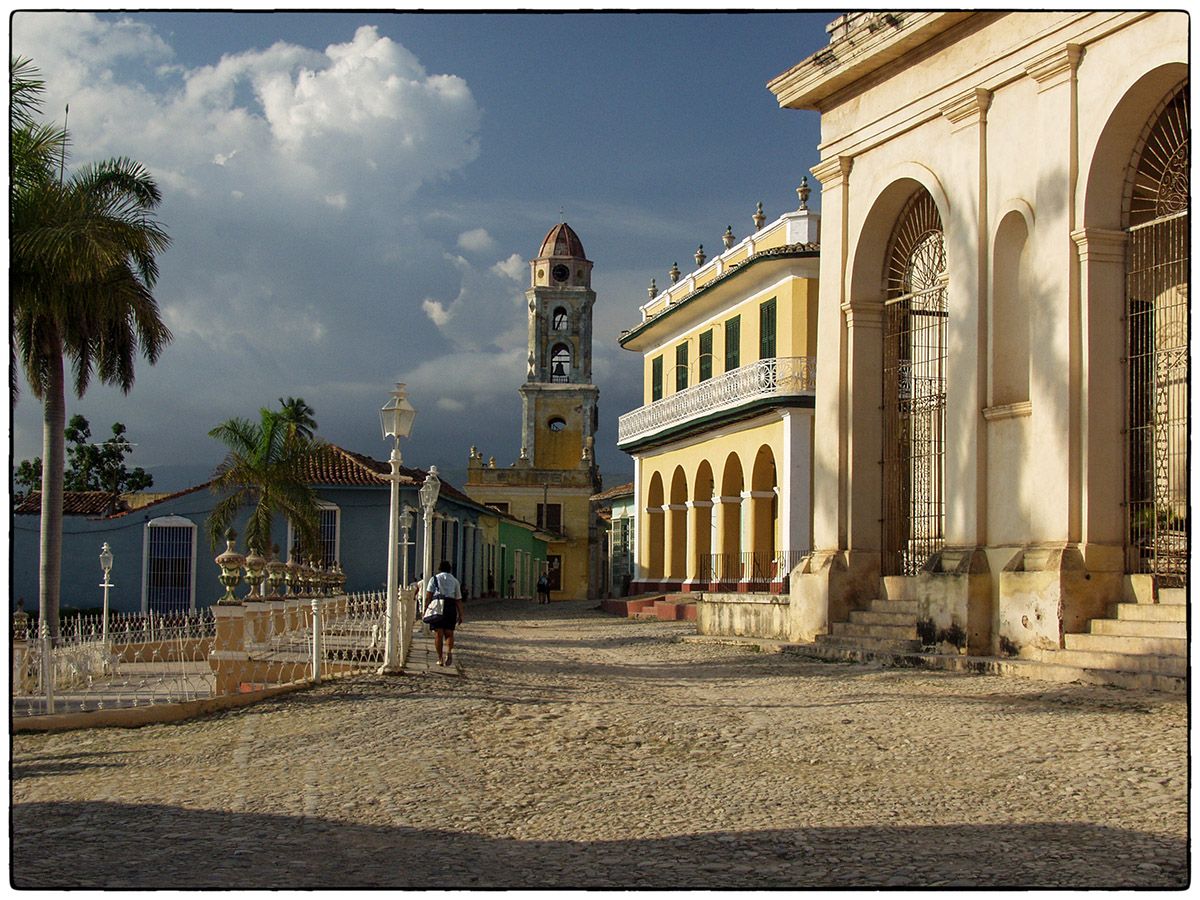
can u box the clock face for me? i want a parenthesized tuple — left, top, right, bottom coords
(552, 264, 570, 283)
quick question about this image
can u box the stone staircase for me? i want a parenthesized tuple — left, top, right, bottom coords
(1020, 587, 1187, 691)
(800, 584, 1187, 692)
(600, 593, 698, 622)
(814, 598, 922, 653)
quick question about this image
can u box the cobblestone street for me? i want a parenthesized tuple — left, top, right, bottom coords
(11, 598, 1189, 889)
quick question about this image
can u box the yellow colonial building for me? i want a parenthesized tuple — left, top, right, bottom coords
(466, 223, 604, 600)
(618, 192, 820, 597)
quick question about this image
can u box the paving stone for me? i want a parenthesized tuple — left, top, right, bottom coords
(10, 597, 1189, 889)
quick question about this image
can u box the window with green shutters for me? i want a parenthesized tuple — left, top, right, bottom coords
(725, 316, 741, 371)
(759, 297, 777, 359)
(699, 329, 713, 381)
(675, 342, 689, 392)
(651, 355, 663, 401)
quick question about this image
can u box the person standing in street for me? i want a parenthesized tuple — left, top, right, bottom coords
(423, 560, 464, 667)
(536, 572, 550, 605)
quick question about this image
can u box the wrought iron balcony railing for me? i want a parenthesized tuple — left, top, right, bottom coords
(618, 356, 815, 446)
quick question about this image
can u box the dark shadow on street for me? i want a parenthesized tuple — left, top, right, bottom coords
(10, 800, 1187, 889)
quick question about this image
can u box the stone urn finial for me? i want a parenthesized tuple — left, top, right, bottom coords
(797, 176, 811, 210)
(753, 201, 765, 230)
(722, 225, 735, 249)
(216, 529, 245, 605)
(244, 544, 266, 600)
(265, 544, 286, 598)
(694, 244, 706, 267)
(647, 277, 658, 300)
(669, 261, 681, 284)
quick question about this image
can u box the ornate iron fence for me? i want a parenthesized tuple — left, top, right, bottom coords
(697, 550, 805, 592)
(617, 356, 815, 445)
(11, 588, 419, 719)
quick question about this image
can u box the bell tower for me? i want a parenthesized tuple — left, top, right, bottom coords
(520, 222, 600, 475)
(465, 221, 604, 601)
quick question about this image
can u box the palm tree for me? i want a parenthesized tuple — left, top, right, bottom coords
(11, 57, 172, 641)
(207, 408, 324, 561)
(277, 396, 317, 442)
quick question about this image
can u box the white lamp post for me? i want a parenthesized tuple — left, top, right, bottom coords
(399, 505, 413, 590)
(380, 383, 417, 673)
(419, 466, 442, 615)
(99, 542, 114, 654)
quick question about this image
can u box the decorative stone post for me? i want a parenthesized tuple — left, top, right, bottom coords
(242, 545, 268, 649)
(211, 530, 249, 695)
(310, 594, 323, 684)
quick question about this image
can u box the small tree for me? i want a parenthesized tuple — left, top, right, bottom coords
(207, 406, 323, 559)
(277, 396, 317, 442)
(14, 415, 153, 499)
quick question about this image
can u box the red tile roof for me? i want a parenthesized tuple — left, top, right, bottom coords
(15, 444, 487, 518)
(591, 481, 634, 503)
(15, 491, 129, 516)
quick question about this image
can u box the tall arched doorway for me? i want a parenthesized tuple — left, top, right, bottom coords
(882, 188, 947, 576)
(1125, 82, 1189, 585)
(645, 472, 665, 582)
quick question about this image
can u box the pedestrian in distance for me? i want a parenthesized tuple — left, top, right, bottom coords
(423, 561, 464, 667)
(536, 572, 550, 605)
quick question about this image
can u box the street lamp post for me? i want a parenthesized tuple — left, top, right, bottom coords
(399, 506, 413, 590)
(419, 466, 442, 623)
(99, 543, 114, 656)
(380, 383, 417, 674)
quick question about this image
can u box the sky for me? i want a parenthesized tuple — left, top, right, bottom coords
(9, 9, 831, 493)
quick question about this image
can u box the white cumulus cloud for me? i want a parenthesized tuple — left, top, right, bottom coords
(492, 253, 526, 281)
(423, 299, 452, 327)
(457, 228, 496, 253)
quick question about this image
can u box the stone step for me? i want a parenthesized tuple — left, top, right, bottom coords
(992, 657, 1187, 693)
(1064, 632, 1187, 656)
(866, 599, 918, 615)
(1112, 602, 1188, 622)
(830, 621, 919, 641)
(1090, 618, 1186, 639)
(1159, 587, 1187, 605)
(816, 634, 923, 654)
(786, 642, 1186, 693)
(1031, 647, 1187, 677)
(848, 609, 918, 627)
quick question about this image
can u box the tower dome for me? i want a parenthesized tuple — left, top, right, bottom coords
(538, 222, 587, 259)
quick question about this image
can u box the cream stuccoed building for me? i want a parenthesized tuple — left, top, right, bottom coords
(768, 11, 1187, 683)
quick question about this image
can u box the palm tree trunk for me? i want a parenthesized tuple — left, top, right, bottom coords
(38, 341, 65, 644)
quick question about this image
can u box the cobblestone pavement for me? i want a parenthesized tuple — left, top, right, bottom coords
(11, 598, 1189, 889)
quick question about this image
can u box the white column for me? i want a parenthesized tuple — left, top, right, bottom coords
(781, 409, 814, 554)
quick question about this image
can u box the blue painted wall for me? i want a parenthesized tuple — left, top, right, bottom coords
(13, 482, 487, 614)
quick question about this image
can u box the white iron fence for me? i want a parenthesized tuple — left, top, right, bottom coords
(12, 586, 421, 720)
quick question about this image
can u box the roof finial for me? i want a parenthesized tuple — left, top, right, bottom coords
(648, 277, 658, 299)
(669, 261, 681, 284)
(694, 244, 706, 267)
(753, 201, 765, 230)
(797, 176, 811, 210)
(722, 225, 735, 249)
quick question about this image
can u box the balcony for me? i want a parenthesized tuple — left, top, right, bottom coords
(617, 356, 815, 448)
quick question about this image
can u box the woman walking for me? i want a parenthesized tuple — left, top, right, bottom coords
(423, 560, 464, 666)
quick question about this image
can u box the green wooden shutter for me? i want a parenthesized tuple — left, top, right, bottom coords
(759, 297, 777, 359)
(699, 330, 713, 381)
(725, 316, 741, 371)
